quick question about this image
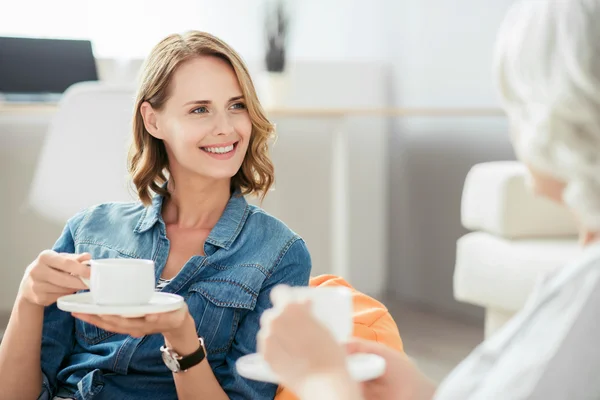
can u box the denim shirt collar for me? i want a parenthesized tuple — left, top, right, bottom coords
(134, 191, 249, 250)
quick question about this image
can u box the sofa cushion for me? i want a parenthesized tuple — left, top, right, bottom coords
(454, 232, 579, 312)
(461, 161, 578, 239)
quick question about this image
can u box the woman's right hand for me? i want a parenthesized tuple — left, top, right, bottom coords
(346, 339, 437, 400)
(19, 250, 91, 307)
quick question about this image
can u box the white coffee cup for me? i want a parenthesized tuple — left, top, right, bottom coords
(81, 258, 156, 306)
(273, 286, 354, 343)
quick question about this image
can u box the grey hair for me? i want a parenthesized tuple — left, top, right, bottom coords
(493, 0, 600, 229)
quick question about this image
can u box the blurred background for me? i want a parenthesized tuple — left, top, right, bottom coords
(0, 0, 527, 382)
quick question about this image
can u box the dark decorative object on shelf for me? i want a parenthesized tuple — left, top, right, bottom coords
(264, 0, 289, 73)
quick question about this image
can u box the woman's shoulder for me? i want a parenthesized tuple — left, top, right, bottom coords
(69, 201, 145, 222)
(242, 204, 310, 260)
(65, 201, 147, 236)
(241, 205, 311, 283)
(59, 201, 153, 259)
(245, 204, 301, 240)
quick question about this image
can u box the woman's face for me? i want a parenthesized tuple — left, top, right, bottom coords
(141, 56, 252, 184)
(525, 163, 566, 203)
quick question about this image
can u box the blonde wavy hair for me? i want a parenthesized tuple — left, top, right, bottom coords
(128, 31, 275, 205)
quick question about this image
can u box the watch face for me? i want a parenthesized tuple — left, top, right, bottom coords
(161, 350, 180, 372)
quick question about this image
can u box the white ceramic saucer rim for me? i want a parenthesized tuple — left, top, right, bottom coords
(236, 352, 386, 384)
(57, 292, 184, 317)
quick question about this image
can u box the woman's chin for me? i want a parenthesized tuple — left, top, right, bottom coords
(193, 168, 242, 183)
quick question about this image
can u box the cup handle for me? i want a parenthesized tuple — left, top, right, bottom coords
(79, 260, 91, 288)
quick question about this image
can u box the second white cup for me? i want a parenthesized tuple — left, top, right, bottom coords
(275, 286, 354, 343)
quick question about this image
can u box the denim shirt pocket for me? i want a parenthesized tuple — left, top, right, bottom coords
(186, 266, 267, 356)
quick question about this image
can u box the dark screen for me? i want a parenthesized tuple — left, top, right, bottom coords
(0, 36, 98, 94)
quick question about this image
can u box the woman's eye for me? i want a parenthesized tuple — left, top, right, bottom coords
(231, 102, 247, 110)
(192, 106, 209, 114)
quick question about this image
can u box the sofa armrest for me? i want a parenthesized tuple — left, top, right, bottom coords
(461, 161, 578, 239)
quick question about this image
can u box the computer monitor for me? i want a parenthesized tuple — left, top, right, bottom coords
(0, 36, 98, 102)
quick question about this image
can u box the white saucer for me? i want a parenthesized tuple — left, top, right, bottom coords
(236, 352, 386, 384)
(57, 292, 184, 318)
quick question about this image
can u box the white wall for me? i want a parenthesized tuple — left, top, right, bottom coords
(385, 0, 517, 107)
(288, 0, 389, 62)
(0, 0, 264, 60)
(1, 0, 389, 62)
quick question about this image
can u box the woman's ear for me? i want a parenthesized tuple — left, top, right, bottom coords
(140, 101, 162, 139)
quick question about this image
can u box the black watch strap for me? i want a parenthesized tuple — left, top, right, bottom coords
(178, 338, 206, 371)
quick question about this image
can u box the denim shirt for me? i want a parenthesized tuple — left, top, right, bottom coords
(38, 193, 312, 400)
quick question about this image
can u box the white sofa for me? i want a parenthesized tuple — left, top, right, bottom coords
(454, 161, 581, 337)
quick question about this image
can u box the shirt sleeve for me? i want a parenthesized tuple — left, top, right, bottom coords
(39, 213, 86, 397)
(214, 238, 312, 399)
(517, 277, 600, 400)
(442, 270, 600, 400)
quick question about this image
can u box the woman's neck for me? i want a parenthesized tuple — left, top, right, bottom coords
(162, 177, 231, 230)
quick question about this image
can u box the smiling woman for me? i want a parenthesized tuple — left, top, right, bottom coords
(131, 34, 276, 206)
(0, 31, 312, 400)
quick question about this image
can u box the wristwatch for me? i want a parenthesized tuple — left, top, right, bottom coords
(160, 337, 206, 373)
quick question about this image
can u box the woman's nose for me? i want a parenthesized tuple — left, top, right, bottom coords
(213, 112, 235, 136)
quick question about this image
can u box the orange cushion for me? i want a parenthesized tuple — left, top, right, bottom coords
(274, 275, 403, 400)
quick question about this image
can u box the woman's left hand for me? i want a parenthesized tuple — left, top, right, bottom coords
(72, 303, 192, 338)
